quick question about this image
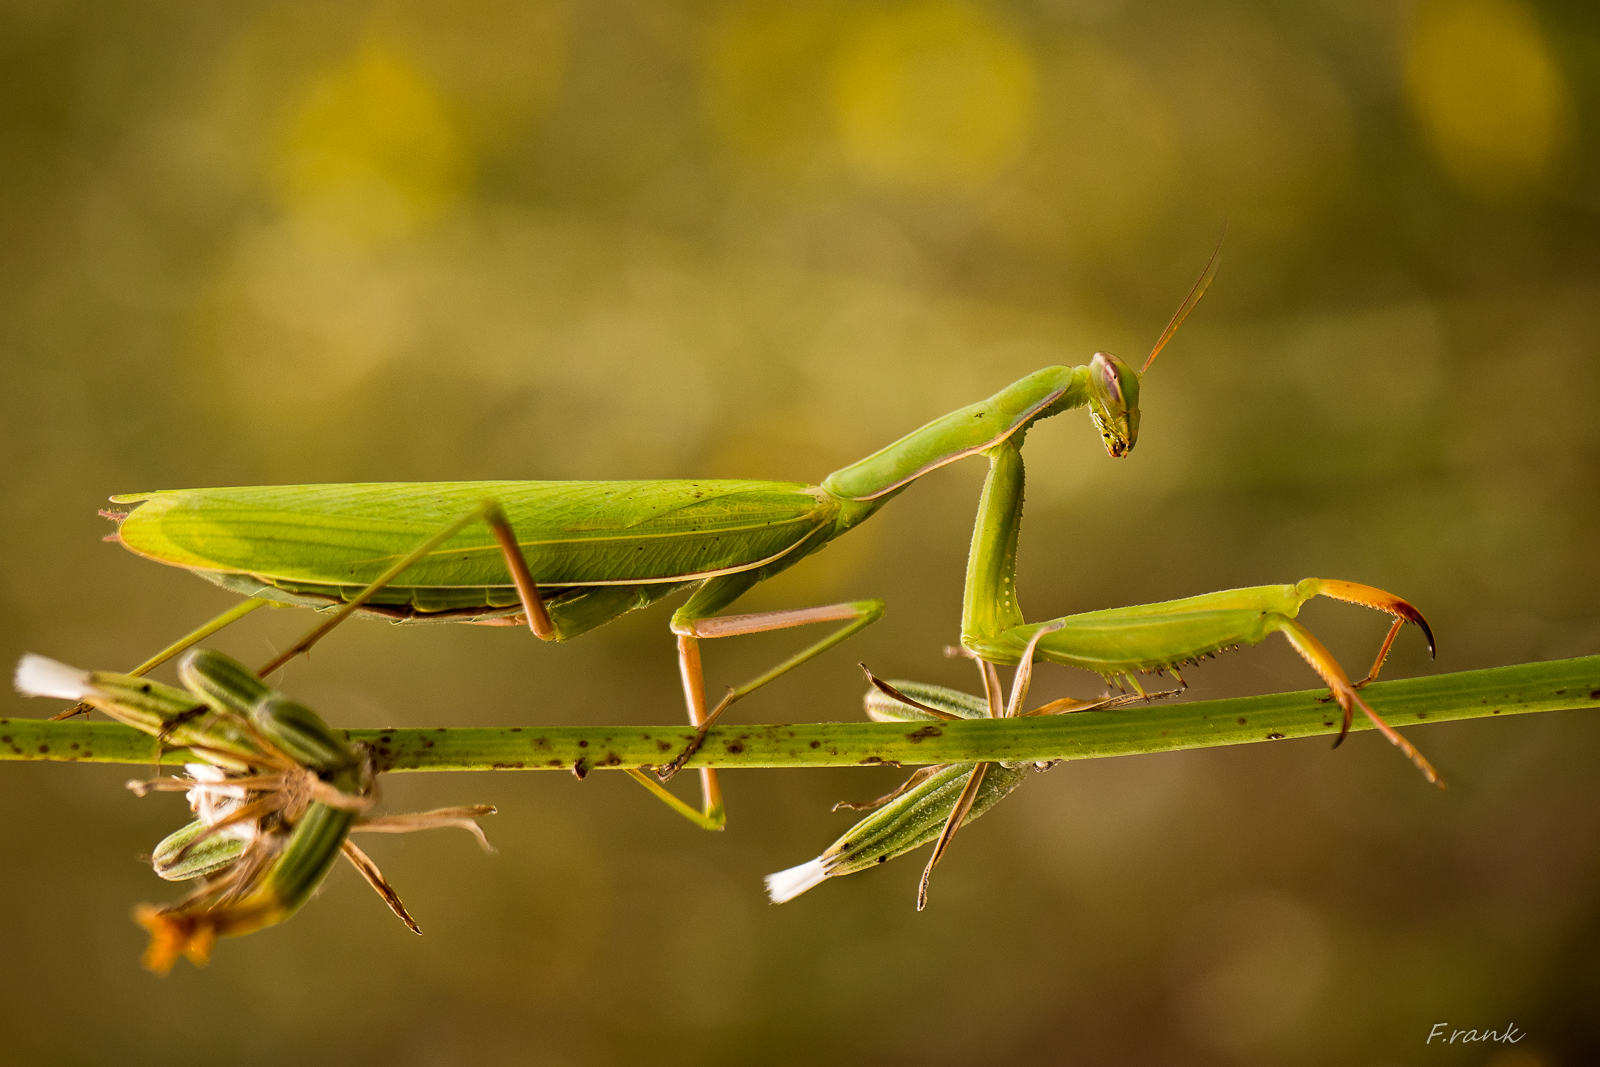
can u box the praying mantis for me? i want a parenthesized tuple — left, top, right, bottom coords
(13, 647, 494, 972)
(93, 244, 1224, 832)
(767, 428, 1439, 908)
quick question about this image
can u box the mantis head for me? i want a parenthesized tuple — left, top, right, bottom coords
(1088, 352, 1140, 458)
(1088, 225, 1224, 460)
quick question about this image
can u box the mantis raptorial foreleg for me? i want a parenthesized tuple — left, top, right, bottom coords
(943, 439, 1440, 855)
(959, 437, 1440, 783)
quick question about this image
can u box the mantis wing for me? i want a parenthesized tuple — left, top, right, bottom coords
(111, 480, 838, 592)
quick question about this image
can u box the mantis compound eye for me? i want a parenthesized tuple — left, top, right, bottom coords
(1088, 352, 1140, 458)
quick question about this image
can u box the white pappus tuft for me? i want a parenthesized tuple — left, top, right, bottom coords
(764, 858, 831, 904)
(182, 764, 256, 841)
(13, 654, 96, 702)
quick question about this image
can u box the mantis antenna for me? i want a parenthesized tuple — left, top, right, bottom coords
(1142, 221, 1227, 374)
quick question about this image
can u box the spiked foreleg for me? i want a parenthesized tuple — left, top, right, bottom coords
(964, 579, 1439, 785)
(1299, 578, 1436, 688)
(959, 439, 1029, 649)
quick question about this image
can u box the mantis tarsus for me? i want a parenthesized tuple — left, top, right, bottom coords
(93, 243, 1224, 832)
(13, 647, 493, 972)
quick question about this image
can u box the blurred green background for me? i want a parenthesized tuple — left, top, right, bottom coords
(1, 0, 1597, 1063)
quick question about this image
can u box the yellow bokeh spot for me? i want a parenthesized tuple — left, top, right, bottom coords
(275, 40, 470, 242)
(831, 1, 1035, 191)
(1406, 0, 1569, 200)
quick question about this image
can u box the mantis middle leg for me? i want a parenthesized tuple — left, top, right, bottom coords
(659, 564, 885, 826)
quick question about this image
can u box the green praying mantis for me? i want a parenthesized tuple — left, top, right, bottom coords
(91, 244, 1226, 832)
(22, 230, 1445, 931)
(14, 646, 494, 972)
(767, 426, 1439, 908)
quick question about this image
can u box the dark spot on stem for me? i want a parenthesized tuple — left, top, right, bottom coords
(859, 756, 884, 764)
(905, 725, 943, 743)
(1416, 712, 1428, 719)
(38, 745, 48, 753)
(1237, 717, 1247, 725)
(724, 741, 745, 754)
(809, 740, 820, 749)
(599, 753, 622, 766)
(577, 740, 589, 748)
(1266, 732, 1285, 740)
(510, 727, 522, 733)
(657, 740, 674, 752)
(1590, 689, 1600, 700)
(876, 856, 886, 864)
(491, 761, 526, 770)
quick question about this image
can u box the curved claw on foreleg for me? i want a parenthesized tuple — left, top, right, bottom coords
(1308, 579, 1435, 656)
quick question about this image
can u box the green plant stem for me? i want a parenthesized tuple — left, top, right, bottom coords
(3, 657, 1596, 772)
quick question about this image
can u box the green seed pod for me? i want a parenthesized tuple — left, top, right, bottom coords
(765, 760, 1035, 903)
(151, 819, 252, 881)
(864, 679, 988, 722)
(177, 648, 272, 718)
(250, 695, 359, 773)
(178, 649, 359, 773)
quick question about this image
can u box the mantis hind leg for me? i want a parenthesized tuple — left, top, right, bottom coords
(257, 501, 553, 677)
(235, 502, 743, 831)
